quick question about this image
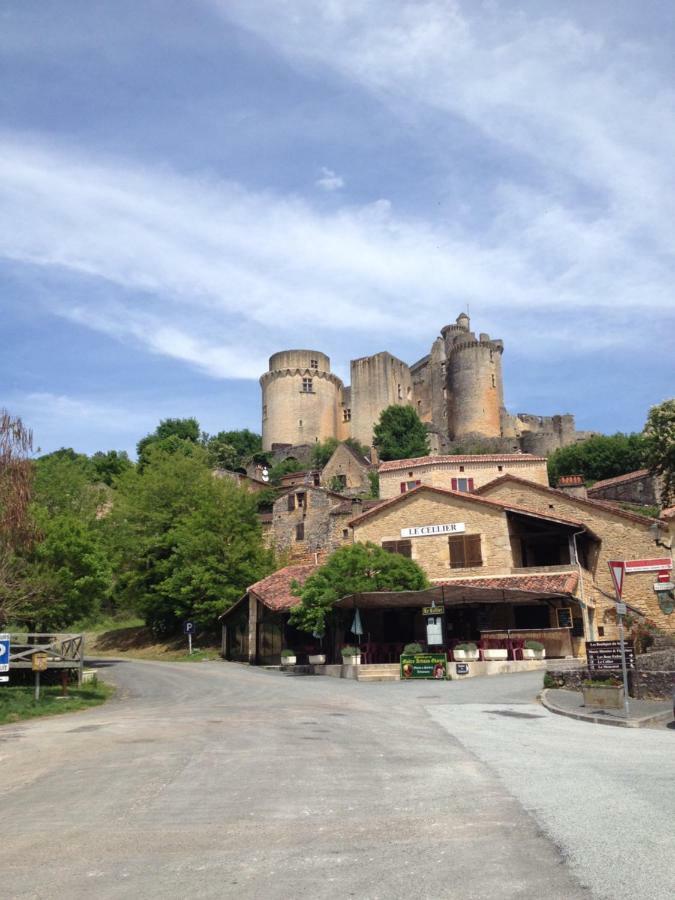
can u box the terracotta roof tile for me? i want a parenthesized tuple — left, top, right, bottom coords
(379, 453, 545, 472)
(247, 564, 317, 611)
(330, 499, 385, 516)
(587, 469, 650, 493)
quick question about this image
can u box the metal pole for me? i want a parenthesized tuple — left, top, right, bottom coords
(35, 670, 40, 702)
(188, 633, 193, 656)
(617, 612, 630, 719)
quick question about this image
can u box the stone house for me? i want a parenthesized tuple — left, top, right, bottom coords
(212, 468, 268, 493)
(378, 453, 549, 500)
(271, 485, 351, 561)
(587, 469, 662, 507)
(320, 442, 372, 496)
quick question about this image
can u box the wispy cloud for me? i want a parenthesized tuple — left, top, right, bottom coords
(316, 167, 344, 191)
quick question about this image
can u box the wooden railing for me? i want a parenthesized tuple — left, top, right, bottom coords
(7, 633, 85, 684)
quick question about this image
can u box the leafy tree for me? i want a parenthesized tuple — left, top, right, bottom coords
(254, 486, 283, 513)
(91, 450, 133, 485)
(372, 405, 430, 461)
(344, 437, 370, 459)
(311, 438, 339, 468)
(136, 417, 201, 469)
(205, 429, 262, 471)
(268, 457, 305, 485)
(33, 453, 107, 520)
(289, 542, 428, 636)
(547, 433, 646, 484)
(643, 398, 675, 505)
(367, 470, 380, 498)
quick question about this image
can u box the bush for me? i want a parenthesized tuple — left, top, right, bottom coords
(524, 640, 544, 651)
(341, 645, 360, 656)
(582, 678, 621, 688)
(281, 649, 296, 658)
(403, 642, 423, 654)
(543, 672, 557, 690)
(455, 642, 477, 652)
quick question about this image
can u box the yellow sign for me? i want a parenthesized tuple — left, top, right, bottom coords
(32, 652, 49, 672)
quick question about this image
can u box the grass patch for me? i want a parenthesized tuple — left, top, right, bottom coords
(0, 681, 114, 726)
(86, 623, 220, 661)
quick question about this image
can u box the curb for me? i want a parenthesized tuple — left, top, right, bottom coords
(540, 689, 673, 729)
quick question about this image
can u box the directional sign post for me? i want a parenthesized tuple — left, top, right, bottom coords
(183, 621, 195, 655)
(607, 561, 630, 718)
(0, 633, 10, 685)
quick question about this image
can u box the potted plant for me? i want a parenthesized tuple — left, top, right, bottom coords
(582, 677, 624, 709)
(482, 644, 508, 660)
(522, 640, 546, 660)
(341, 645, 361, 665)
(402, 642, 424, 655)
(453, 642, 479, 661)
(308, 653, 326, 664)
(281, 649, 297, 666)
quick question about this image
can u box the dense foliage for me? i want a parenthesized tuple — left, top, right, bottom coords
(205, 428, 263, 471)
(643, 399, 675, 505)
(372, 405, 430, 461)
(289, 542, 428, 636)
(546, 433, 647, 484)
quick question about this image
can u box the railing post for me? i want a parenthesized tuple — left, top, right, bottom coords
(78, 634, 84, 687)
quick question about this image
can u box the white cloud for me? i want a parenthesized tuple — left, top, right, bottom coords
(316, 167, 344, 191)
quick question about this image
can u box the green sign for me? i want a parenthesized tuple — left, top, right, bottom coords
(421, 606, 445, 617)
(400, 653, 447, 680)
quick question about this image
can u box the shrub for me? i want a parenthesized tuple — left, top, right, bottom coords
(455, 642, 478, 652)
(403, 642, 424, 654)
(543, 673, 557, 690)
(525, 640, 545, 651)
(281, 649, 296, 658)
(341, 645, 360, 656)
(582, 677, 621, 688)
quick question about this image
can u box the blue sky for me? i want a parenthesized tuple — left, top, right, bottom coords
(2, 0, 674, 456)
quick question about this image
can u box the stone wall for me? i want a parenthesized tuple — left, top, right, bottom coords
(349, 352, 413, 448)
(321, 443, 371, 495)
(271, 486, 346, 560)
(547, 650, 674, 700)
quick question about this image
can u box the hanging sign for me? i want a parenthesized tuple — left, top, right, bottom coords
(400, 522, 465, 538)
(422, 606, 445, 617)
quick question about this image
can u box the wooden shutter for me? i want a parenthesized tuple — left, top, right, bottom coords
(465, 534, 482, 567)
(287, 494, 295, 511)
(415, 480, 422, 487)
(400, 482, 406, 493)
(448, 535, 466, 568)
(451, 477, 458, 490)
(382, 540, 412, 558)
(468, 478, 475, 492)
(295, 522, 304, 541)
(449, 534, 482, 568)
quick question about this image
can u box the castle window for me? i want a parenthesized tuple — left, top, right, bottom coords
(295, 522, 305, 541)
(298, 419, 303, 427)
(382, 539, 412, 558)
(491, 374, 496, 388)
(489, 350, 493, 362)
(343, 408, 351, 422)
(397, 384, 402, 399)
(262, 405, 267, 419)
(449, 534, 482, 568)
(302, 377, 313, 393)
(310, 359, 318, 369)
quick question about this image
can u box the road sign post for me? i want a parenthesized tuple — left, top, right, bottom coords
(183, 621, 195, 655)
(0, 633, 10, 686)
(32, 651, 48, 701)
(607, 561, 630, 718)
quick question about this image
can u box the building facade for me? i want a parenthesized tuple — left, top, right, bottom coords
(260, 313, 594, 453)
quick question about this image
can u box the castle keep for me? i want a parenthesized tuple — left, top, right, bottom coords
(261, 314, 591, 454)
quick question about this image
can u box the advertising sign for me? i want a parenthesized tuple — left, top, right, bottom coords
(421, 606, 445, 617)
(586, 640, 635, 671)
(400, 653, 447, 679)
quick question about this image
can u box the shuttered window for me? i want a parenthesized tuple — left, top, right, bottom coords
(450, 477, 475, 492)
(382, 540, 412, 558)
(287, 494, 295, 511)
(400, 480, 422, 493)
(295, 523, 305, 541)
(448, 534, 482, 568)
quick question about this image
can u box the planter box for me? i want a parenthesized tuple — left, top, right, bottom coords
(583, 684, 624, 709)
(342, 655, 361, 666)
(454, 649, 479, 661)
(482, 649, 508, 660)
(522, 648, 546, 660)
(281, 656, 297, 666)
(308, 654, 326, 665)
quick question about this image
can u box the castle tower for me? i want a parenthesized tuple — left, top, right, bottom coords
(443, 314, 505, 441)
(260, 350, 343, 451)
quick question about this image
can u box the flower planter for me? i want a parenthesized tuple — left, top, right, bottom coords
(308, 654, 326, 665)
(582, 684, 624, 709)
(522, 648, 546, 660)
(454, 649, 479, 661)
(482, 649, 508, 661)
(342, 655, 361, 666)
(281, 655, 297, 666)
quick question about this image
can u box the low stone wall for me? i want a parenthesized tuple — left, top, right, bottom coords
(546, 652, 674, 700)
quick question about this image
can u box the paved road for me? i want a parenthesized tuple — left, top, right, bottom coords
(0, 661, 673, 900)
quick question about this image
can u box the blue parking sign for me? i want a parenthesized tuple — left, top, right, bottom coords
(0, 633, 10, 673)
(183, 621, 195, 635)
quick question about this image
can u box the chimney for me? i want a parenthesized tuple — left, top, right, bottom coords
(351, 497, 363, 519)
(370, 445, 379, 466)
(557, 475, 587, 499)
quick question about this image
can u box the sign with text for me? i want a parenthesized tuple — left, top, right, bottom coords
(422, 606, 445, 617)
(400, 653, 447, 680)
(624, 557, 672, 574)
(455, 663, 469, 675)
(586, 640, 635, 671)
(0, 633, 9, 673)
(400, 522, 465, 539)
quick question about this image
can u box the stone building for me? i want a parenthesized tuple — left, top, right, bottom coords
(260, 313, 593, 453)
(320, 442, 373, 496)
(378, 453, 549, 500)
(586, 469, 663, 507)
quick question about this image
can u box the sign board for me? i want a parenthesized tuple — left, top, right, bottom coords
(615, 602, 627, 616)
(654, 581, 674, 592)
(455, 663, 469, 675)
(624, 557, 673, 573)
(400, 653, 447, 680)
(0, 633, 10, 673)
(422, 606, 445, 617)
(0, 676, 8, 683)
(608, 561, 625, 598)
(586, 640, 635, 671)
(425, 616, 444, 646)
(556, 607, 573, 629)
(183, 621, 195, 635)
(400, 522, 465, 539)
(31, 652, 49, 672)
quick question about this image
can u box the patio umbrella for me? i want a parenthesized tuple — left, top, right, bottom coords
(350, 608, 364, 646)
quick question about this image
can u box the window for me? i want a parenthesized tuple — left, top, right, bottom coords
(342, 528, 349, 539)
(343, 408, 351, 422)
(450, 477, 474, 492)
(400, 480, 422, 493)
(302, 377, 313, 393)
(310, 358, 318, 369)
(296, 492, 306, 509)
(449, 534, 482, 568)
(459, 465, 465, 473)
(298, 419, 303, 427)
(408, 471, 414, 477)
(382, 539, 412, 558)
(287, 494, 296, 512)
(497, 465, 503, 472)
(262, 404, 267, 419)
(397, 383, 402, 399)
(335, 474, 347, 489)
(491, 374, 496, 388)
(295, 522, 305, 541)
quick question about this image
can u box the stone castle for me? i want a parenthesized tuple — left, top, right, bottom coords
(261, 313, 592, 455)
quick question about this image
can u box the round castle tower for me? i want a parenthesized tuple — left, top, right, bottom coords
(442, 314, 505, 441)
(260, 350, 344, 451)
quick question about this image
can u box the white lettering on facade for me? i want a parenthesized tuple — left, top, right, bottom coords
(400, 522, 466, 538)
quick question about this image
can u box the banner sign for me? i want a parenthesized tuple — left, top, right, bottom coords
(400, 653, 447, 679)
(586, 640, 635, 671)
(401, 522, 465, 538)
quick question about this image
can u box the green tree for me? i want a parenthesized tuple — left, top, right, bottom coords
(643, 399, 675, 505)
(268, 457, 305, 485)
(205, 429, 262, 471)
(289, 542, 428, 636)
(344, 437, 370, 460)
(136, 417, 201, 469)
(547, 433, 646, 484)
(33, 453, 107, 519)
(311, 438, 339, 468)
(90, 450, 133, 485)
(372, 405, 430, 461)
(367, 470, 380, 498)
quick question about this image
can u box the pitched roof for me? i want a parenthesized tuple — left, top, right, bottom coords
(247, 564, 318, 611)
(587, 469, 651, 493)
(329, 442, 371, 468)
(330, 498, 385, 516)
(347, 483, 591, 533)
(378, 453, 546, 472)
(436, 572, 579, 595)
(475, 474, 665, 529)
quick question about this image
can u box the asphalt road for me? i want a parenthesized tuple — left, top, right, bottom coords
(0, 661, 673, 900)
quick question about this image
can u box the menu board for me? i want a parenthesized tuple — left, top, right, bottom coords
(556, 607, 573, 628)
